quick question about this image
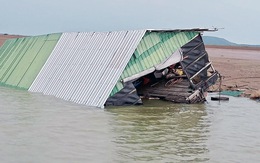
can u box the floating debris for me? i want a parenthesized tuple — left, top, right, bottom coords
(250, 90, 260, 100)
(211, 96, 229, 101)
(221, 90, 243, 97)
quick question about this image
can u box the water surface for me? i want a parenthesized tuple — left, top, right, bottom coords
(0, 87, 259, 162)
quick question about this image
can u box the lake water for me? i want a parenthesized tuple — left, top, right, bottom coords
(0, 87, 259, 163)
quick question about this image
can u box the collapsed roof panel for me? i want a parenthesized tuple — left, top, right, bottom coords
(111, 31, 199, 96)
(122, 31, 199, 79)
(29, 30, 146, 108)
(0, 33, 61, 89)
(180, 34, 218, 91)
(108, 33, 219, 106)
(0, 28, 217, 108)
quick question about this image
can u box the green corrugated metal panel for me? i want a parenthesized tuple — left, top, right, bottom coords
(123, 31, 199, 78)
(110, 31, 199, 96)
(0, 39, 14, 55)
(110, 81, 124, 96)
(0, 33, 61, 89)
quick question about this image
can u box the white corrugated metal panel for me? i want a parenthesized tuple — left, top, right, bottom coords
(29, 30, 146, 108)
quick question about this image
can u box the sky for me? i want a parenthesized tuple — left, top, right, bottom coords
(1, 0, 260, 45)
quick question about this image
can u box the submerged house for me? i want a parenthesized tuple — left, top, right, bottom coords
(0, 29, 218, 108)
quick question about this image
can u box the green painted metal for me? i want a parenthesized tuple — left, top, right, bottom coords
(0, 30, 199, 99)
(0, 33, 61, 89)
(111, 31, 199, 96)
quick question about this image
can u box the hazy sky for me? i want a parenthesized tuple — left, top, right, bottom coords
(1, 0, 259, 44)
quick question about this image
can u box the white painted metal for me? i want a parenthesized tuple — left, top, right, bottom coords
(155, 49, 183, 70)
(29, 30, 146, 108)
(122, 67, 155, 83)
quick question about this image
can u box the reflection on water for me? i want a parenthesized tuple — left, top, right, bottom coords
(108, 100, 210, 162)
(0, 87, 260, 163)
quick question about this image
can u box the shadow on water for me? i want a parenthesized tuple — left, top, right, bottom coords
(107, 99, 211, 162)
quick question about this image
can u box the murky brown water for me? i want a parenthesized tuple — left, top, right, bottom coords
(0, 87, 259, 163)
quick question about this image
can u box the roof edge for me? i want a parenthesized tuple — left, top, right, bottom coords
(146, 28, 218, 33)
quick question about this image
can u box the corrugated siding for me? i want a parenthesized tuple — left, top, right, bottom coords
(0, 33, 61, 89)
(111, 31, 199, 95)
(29, 30, 146, 108)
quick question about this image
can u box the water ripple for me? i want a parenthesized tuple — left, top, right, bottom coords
(0, 88, 260, 162)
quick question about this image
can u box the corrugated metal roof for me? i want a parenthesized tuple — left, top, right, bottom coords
(0, 29, 208, 108)
(111, 31, 199, 95)
(0, 33, 61, 89)
(29, 30, 146, 108)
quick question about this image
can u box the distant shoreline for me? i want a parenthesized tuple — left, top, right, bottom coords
(206, 45, 260, 51)
(0, 34, 25, 47)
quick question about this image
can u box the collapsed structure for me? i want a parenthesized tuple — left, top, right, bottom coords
(0, 29, 218, 108)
